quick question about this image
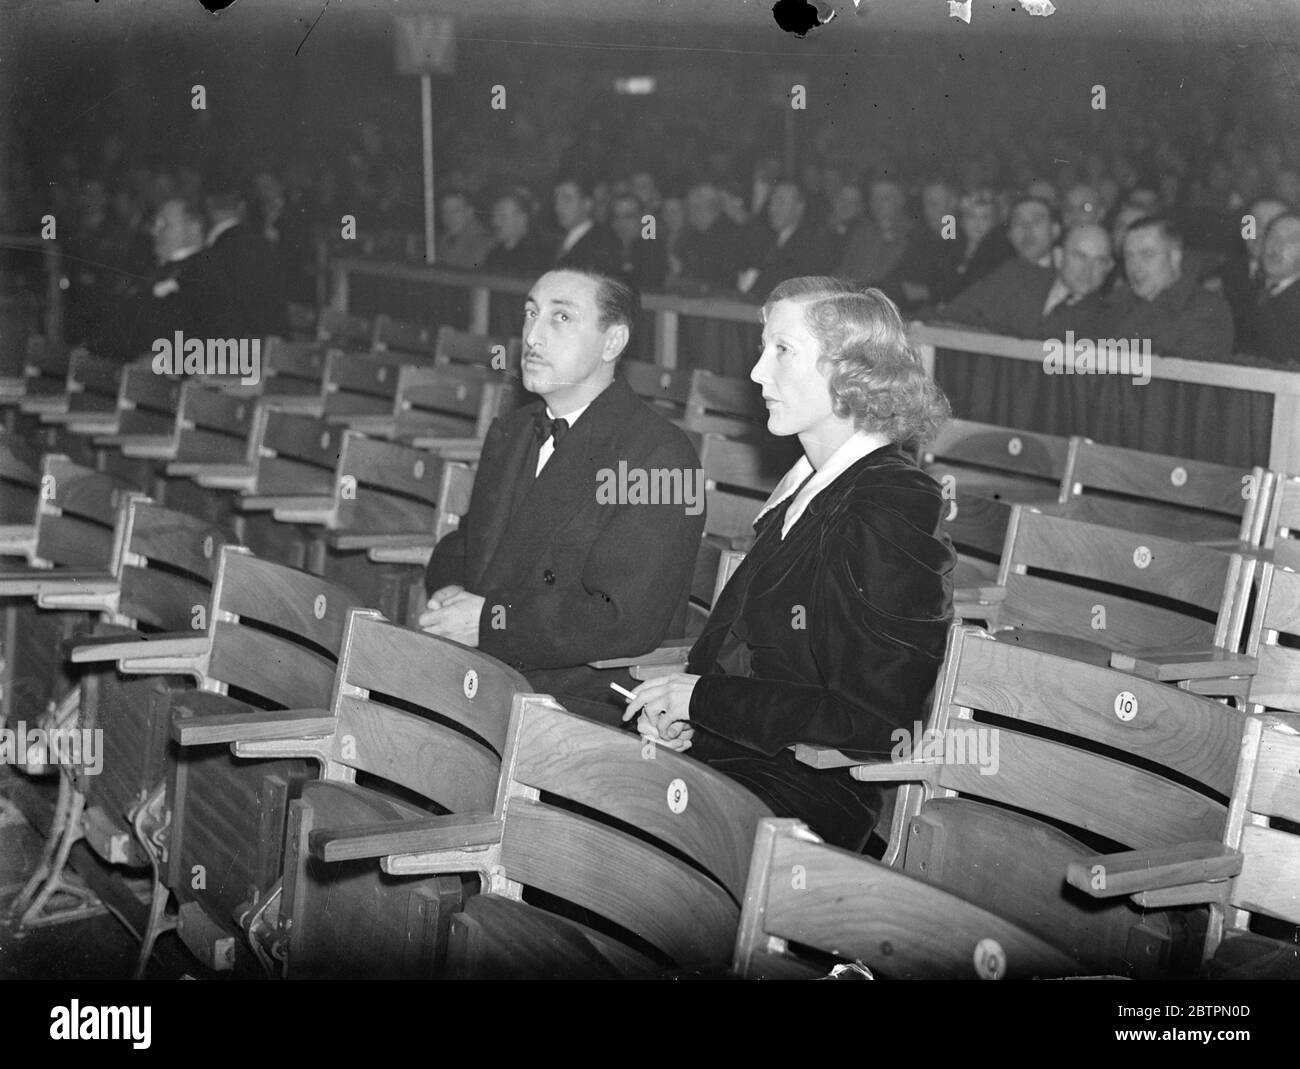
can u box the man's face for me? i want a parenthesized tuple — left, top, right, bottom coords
(553, 182, 590, 232)
(492, 198, 528, 245)
(752, 299, 835, 441)
(685, 186, 719, 231)
(1009, 202, 1057, 264)
(767, 183, 804, 232)
(151, 200, 201, 263)
(1123, 226, 1181, 301)
(440, 195, 473, 238)
(830, 184, 864, 228)
(960, 199, 997, 245)
(1062, 184, 1102, 229)
(610, 197, 641, 244)
(869, 182, 905, 227)
(1055, 225, 1114, 297)
(1262, 217, 1300, 286)
(630, 172, 658, 208)
(521, 271, 622, 410)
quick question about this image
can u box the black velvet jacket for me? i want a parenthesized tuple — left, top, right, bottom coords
(686, 442, 955, 849)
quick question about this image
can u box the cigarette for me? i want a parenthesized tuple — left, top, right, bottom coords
(609, 682, 637, 702)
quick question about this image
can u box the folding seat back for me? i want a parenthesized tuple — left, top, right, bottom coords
(316, 307, 375, 350)
(923, 418, 1070, 505)
(162, 546, 368, 970)
(734, 817, 1082, 979)
(372, 314, 439, 361)
(256, 338, 329, 410)
(287, 302, 318, 342)
(434, 325, 520, 373)
(100, 367, 184, 454)
(1261, 471, 1300, 570)
(392, 362, 514, 443)
(683, 369, 768, 438)
(14, 336, 73, 413)
(168, 387, 260, 477)
(696, 431, 797, 549)
(1060, 438, 1265, 547)
(1068, 713, 1300, 979)
(47, 350, 122, 430)
(1240, 563, 1300, 716)
(0, 432, 42, 532)
(851, 625, 1244, 976)
(621, 362, 693, 424)
(247, 409, 343, 502)
(991, 505, 1254, 659)
(374, 698, 769, 978)
(320, 349, 410, 422)
(225, 609, 532, 977)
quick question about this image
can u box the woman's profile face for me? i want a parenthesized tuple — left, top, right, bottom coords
(751, 299, 837, 441)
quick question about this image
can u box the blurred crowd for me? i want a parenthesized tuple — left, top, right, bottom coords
(3, 88, 1299, 368)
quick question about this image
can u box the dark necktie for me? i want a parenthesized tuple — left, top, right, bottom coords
(533, 411, 570, 446)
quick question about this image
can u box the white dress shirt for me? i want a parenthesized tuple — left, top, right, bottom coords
(558, 220, 593, 258)
(536, 399, 593, 476)
(754, 430, 892, 539)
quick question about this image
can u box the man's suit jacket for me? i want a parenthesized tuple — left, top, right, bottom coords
(1251, 282, 1300, 367)
(555, 224, 621, 275)
(202, 222, 290, 340)
(1106, 273, 1235, 362)
(937, 258, 1055, 338)
(120, 251, 211, 362)
(676, 217, 747, 290)
(747, 222, 835, 299)
(425, 375, 706, 708)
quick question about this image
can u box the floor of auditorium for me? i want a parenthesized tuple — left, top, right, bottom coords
(0, 766, 223, 981)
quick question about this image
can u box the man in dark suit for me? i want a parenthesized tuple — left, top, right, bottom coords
(610, 192, 668, 292)
(1037, 223, 1116, 339)
(119, 197, 210, 361)
(552, 176, 621, 274)
(1252, 213, 1300, 367)
(201, 178, 290, 340)
(737, 181, 833, 299)
(935, 196, 1061, 337)
(673, 183, 746, 293)
(421, 268, 706, 723)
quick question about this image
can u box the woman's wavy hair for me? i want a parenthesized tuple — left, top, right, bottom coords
(761, 277, 950, 445)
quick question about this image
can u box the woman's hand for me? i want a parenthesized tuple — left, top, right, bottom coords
(622, 674, 700, 752)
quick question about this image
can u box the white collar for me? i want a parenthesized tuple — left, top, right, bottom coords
(546, 398, 593, 427)
(207, 217, 241, 246)
(755, 430, 892, 539)
(560, 219, 593, 254)
(165, 244, 203, 265)
(1268, 274, 1300, 297)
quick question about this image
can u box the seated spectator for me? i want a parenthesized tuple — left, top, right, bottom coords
(934, 195, 1060, 336)
(120, 197, 209, 360)
(821, 180, 864, 265)
(1039, 223, 1116, 338)
(483, 190, 550, 276)
(836, 177, 947, 312)
(1108, 214, 1234, 362)
(1220, 196, 1290, 350)
(674, 183, 746, 293)
(629, 169, 662, 216)
(202, 175, 289, 340)
(438, 189, 493, 270)
(552, 175, 620, 274)
(936, 188, 1013, 301)
(1251, 213, 1300, 367)
(737, 181, 834, 299)
(610, 191, 668, 292)
(624, 279, 954, 852)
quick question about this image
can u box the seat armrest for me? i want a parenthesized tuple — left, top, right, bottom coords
(310, 812, 502, 864)
(1065, 842, 1241, 899)
(590, 640, 693, 670)
(1109, 647, 1258, 683)
(173, 707, 335, 746)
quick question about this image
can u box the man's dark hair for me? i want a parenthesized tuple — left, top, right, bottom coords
(554, 174, 593, 200)
(1124, 213, 1184, 250)
(566, 266, 641, 359)
(1008, 194, 1061, 228)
